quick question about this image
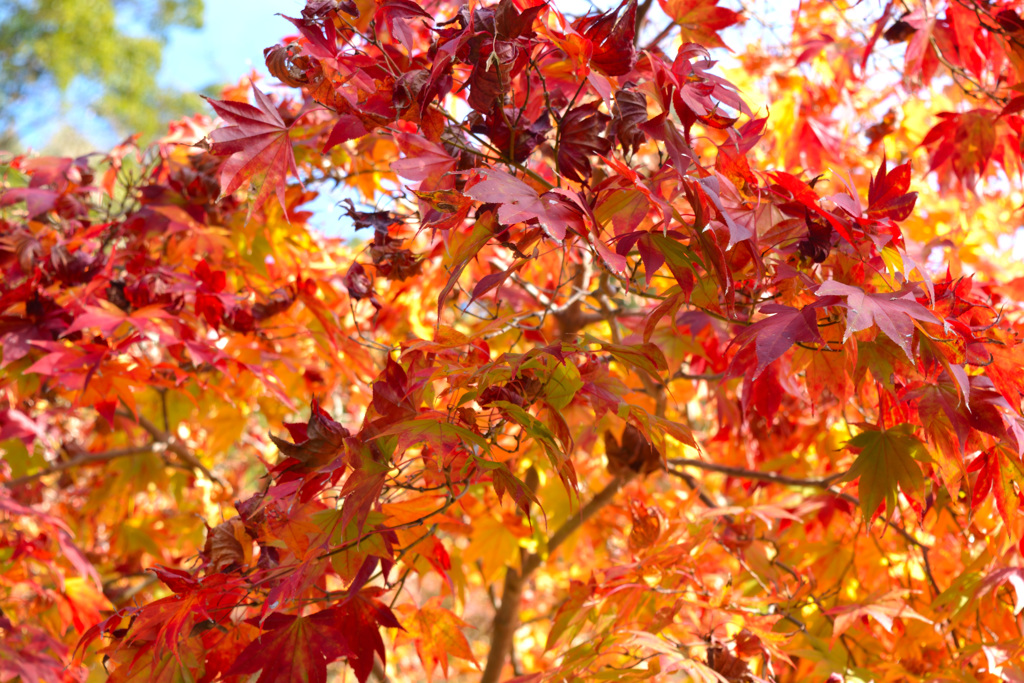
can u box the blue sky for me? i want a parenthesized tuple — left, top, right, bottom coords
(158, 0, 304, 91)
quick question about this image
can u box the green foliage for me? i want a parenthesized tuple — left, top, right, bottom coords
(0, 0, 204, 139)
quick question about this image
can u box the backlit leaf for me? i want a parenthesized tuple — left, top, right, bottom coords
(842, 425, 927, 521)
(205, 86, 298, 212)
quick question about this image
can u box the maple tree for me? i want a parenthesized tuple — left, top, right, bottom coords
(3, 0, 1024, 681)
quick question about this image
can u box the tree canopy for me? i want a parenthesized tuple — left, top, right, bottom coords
(2, 0, 1024, 681)
(0, 0, 205, 142)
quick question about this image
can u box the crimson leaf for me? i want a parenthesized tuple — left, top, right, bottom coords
(205, 87, 298, 212)
(226, 611, 350, 683)
(575, 0, 638, 77)
(270, 399, 350, 469)
(867, 157, 918, 221)
(730, 303, 827, 378)
(610, 88, 648, 155)
(374, 0, 432, 51)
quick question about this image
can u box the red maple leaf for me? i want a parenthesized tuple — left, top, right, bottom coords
(333, 589, 403, 683)
(465, 169, 583, 240)
(374, 0, 432, 51)
(867, 157, 918, 221)
(729, 303, 827, 378)
(610, 87, 648, 155)
(557, 103, 611, 184)
(920, 110, 998, 186)
(204, 86, 298, 212)
(575, 0, 638, 77)
(270, 399, 350, 470)
(226, 611, 351, 683)
(658, 0, 743, 50)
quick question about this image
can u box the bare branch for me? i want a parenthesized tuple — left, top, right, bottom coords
(669, 458, 846, 488)
(668, 462, 929, 551)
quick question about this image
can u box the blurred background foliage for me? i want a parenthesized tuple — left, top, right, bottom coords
(0, 0, 208, 150)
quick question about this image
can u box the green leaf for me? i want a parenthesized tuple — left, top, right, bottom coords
(544, 360, 583, 410)
(648, 232, 705, 273)
(491, 400, 577, 492)
(491, 401, 562, 454)
(842, 425, 926, 521)
(375, 413, 490, 453)
(313, 510, 388, 582)
(590, 338, 668, 382)
(0, 439, 30, 478)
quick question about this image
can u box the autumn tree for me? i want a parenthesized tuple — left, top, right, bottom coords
(2, 0, 1024, 681)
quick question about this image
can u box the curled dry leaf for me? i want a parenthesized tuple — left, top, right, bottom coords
(604, 424, 663, 477)
(627, 501, 661, 551)
(204, 518, 254, 572)
(708, 645, 752, 682)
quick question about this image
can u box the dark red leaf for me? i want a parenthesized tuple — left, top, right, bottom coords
(604, 424, 662, 476)
(332, 590, 403, 683)
(557, 103, 611, 184)
(227, 611, 351, 683)
(322, 115, 369, 153)
(343, 263, 381, 309)
(270, 399, 350, 468)
(867, 157, 917, 221)
(469, 107, 550, 163)
(374, 0, 432, 51)
(576, 0, 638, 77)
(729, 303, 826, 378)
(610, 88, 648, 155)
(494, 0, 544, 40)
(466, 41, 525, 113)
(372, 357, 416, 421)
(147, 565, 199, 594)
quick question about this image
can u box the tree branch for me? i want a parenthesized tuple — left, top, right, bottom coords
(668, 462, 929, 550)
(643, 20, 677, 51)
(523, 473, 630, 577)
(2, 444, 158, 488)
(668, 458, 845, 488)
(665, 466, 721, 510)
(480, 474, 631, 683)
(480, 565, 525, 683)
(115, 410, 222, 485)
(634, 0, 656, 45)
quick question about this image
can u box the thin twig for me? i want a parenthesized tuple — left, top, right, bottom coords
(668, 458, 846, 488)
